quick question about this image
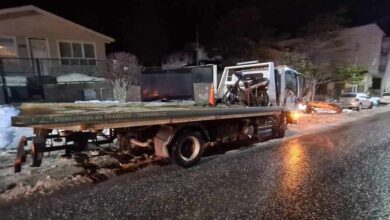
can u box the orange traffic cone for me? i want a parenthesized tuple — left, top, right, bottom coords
(208, 83, 216, 106)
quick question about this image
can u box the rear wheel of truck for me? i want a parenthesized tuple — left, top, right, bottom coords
(171, 131, 205, 168)
(272, 116, 286, 138)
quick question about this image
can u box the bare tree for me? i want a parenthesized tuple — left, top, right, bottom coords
(162, 50, 192, 68)
(106, 52, 142, 102)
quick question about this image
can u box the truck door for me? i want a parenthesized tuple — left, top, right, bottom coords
(280, 69, 299, 109)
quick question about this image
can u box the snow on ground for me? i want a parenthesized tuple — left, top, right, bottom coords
(5, 76, 27, 87)
(75, 100, 120, 104)
(57, 73, 106, 83)
(288, 105, 390, 135)
(0, 105, 20, 150)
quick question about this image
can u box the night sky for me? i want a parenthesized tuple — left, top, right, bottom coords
(1, 0, 390, 65)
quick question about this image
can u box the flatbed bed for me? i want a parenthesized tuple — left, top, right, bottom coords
(11, 102, 291, 172)
(12, 103, 284, 130)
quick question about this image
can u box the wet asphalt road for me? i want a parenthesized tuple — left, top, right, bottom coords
(1, 112, 390, 219)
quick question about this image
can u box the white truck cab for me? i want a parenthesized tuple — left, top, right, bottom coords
(216, 61, 300, 109)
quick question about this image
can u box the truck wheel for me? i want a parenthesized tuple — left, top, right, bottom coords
(274, 124, 286, 138)
(273, 116, 286, 138)
(357, 103, 362, 111)
(171, 131, 205, 168)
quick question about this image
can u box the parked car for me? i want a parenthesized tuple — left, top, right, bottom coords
(339, 93, 373, 111)
(379, 92, 390, 104)
(369, 96, 381, 107)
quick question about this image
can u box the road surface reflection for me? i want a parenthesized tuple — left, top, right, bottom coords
(282, 139, 311, 196)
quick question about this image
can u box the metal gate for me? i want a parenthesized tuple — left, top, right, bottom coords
(141, 65, 214, 101)
(0, 58, 107, 104)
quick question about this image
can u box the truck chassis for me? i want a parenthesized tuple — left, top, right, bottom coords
(12, 103, 291, 172)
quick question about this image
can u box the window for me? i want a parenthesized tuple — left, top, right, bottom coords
(372, 77, 381, 90)
(83, 44, 95, 58)
(72, 43, 83, 58)
(285, 70, 298, 95)
(59, 42, 71, 57)
(58, 41, 96, 65)
(0, 37, 17, 57)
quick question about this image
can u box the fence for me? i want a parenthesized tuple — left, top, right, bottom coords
(0, 58, 217, 103)
(141, 65, 215, 101)
(0, 58, 109, 103)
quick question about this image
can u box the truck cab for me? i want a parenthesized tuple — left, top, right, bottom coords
(216, 61, 301, 110)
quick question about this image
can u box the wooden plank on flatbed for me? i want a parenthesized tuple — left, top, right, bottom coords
(12, 103, 284, 130)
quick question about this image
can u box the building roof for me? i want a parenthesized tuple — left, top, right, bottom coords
(278, 23, 385, 49)
(0, 5, 114, 42)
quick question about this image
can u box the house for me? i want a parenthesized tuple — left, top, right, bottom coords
(379, 36, 390, 92)
(279, 24, 386, 98)
(0, 5, 114, 103)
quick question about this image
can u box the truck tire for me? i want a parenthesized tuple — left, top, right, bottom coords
(171, 131, 205, 168)
(357, 103, 362, 111)
(272, 116, 286, 138)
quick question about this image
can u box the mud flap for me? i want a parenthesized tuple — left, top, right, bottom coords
(14, 136, 27, 173)
(31, 136, 46, 167)
(153, 126, 174, 158)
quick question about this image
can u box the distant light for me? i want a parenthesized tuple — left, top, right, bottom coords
(291, 111, 302, 121)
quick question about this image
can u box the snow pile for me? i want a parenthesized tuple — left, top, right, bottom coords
(342, 109, 354, 113)
(0, 175, 92, 202)
(57, 73, 106, 83)
(5, 76, 27, 87)
(0, 105, 19, 150)
(75, 100, 120, 104)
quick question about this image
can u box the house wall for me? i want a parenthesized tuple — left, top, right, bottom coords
(332, 25, 384, 95)
(334, 24, 383, 77)
(380, 37, 390, 93)
(0, 13, 109, 60)
(280, 24, 385, 97)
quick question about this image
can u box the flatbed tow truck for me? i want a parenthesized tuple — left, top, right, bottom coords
(12, 61, 298, 172)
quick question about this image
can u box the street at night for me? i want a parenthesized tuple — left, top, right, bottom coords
(2, 1, 390, 219)
(1, 111, 390, 219)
